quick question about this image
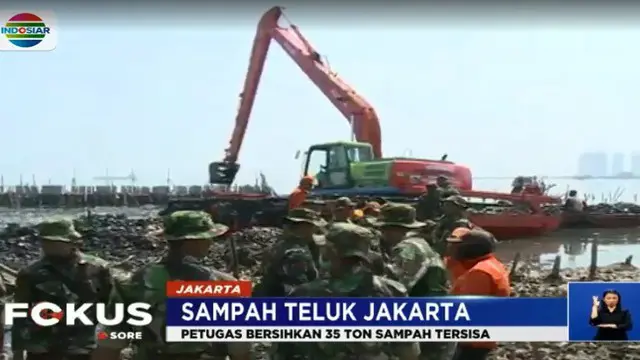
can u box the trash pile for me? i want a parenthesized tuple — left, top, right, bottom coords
(2, 214, 640, 359)
(0, 214, 281, 278)
(226, 226, 282, 277)
(0, 213, 165, 270)
(585, 202, 640, 214)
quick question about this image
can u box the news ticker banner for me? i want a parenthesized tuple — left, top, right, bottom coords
(164, 281, 640, 342)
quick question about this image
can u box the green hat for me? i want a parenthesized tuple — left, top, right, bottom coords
(284, 208, 327, 227)
(441, 195, 468, 208)
(374, 203, 425, 229)
(334, 197, 355, 208)
(325, 223, 373, 260)
(163, 210, 229, 241)
(38, 219, 82, 243)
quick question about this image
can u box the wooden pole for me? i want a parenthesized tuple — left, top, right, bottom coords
(508, 252, 521, 280)
(589, 234, 599, 280)
(548, 255, 562, 279)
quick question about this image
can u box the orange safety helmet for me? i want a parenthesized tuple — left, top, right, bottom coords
(446, 227, 471, 243)
(351, 209, 364, 219)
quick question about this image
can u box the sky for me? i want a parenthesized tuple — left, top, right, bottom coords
(2, 6, 640, 192)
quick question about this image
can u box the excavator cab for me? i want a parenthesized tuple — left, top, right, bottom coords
(303, 141, 374, 189)
(209, 162, 240, 185)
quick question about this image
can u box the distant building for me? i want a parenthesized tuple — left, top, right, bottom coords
(611, 152, 626, 176)
(631, 152, 640, 175)
(577, 152, 608, 177)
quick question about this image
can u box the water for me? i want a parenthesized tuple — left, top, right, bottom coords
(494, 228, 640, 269)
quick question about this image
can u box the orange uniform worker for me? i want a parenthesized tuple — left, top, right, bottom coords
(446, 227, 510, 360)
(289, 176, 314, 210)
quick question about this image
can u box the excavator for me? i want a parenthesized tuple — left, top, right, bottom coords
(208, 6, 473, 197)
(177, 6, 562, 238)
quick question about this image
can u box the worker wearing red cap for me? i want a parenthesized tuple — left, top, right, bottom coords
(446, 227, 509, 360)
(289, 175, 314, 210)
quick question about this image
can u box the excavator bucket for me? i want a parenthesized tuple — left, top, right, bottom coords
(209, 162, 240, 185)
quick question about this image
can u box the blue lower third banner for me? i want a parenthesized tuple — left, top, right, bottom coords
(164, 297, 568, 342)
(568, 282, 640, 342)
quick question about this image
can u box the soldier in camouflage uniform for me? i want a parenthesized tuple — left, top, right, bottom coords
(91, 211, 251, 360)
(416, 183, 441, 221)
(253, 208, 325, 296)
(431, 196, 474, 257)
(332, 197, 356, 223)
(411, 220, 438, 246)
(12, 219, 113, 360)
(342, 201, 384, 275)
(353, 201, 380, 228)
(435, 176, 460, 198)
(284, 223, 420, 360)
(374, 205, 448, 293)
(374, 204, 452, 360)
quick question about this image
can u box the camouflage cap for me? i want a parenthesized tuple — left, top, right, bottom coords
(374, 203, 425, 229)
(334, 197, 355, 208)
(38, 219, 82, 243)
(163, 210, 228, 241)
(284, 207, 327, 227)
(441, 195, 468, 208)
(324, 223, 372, 260)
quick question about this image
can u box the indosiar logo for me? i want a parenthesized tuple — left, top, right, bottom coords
(0, 11, 57, 51)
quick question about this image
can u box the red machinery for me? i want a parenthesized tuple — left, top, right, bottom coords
(196, 6, 562, 240)
(208, 6, 473, 194)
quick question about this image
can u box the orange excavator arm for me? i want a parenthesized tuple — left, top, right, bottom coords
(209, 6, 383, 185)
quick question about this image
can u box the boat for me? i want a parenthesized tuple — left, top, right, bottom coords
(470, 213, 561, 240)
(457, 190, 562, 240)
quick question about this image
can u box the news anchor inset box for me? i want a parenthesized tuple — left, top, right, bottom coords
(568, 282, 639, 342)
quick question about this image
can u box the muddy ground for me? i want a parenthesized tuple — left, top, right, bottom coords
(1, 214, 639, 359)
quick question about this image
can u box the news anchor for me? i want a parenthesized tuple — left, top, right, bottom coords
(590, 289, 633, 341)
